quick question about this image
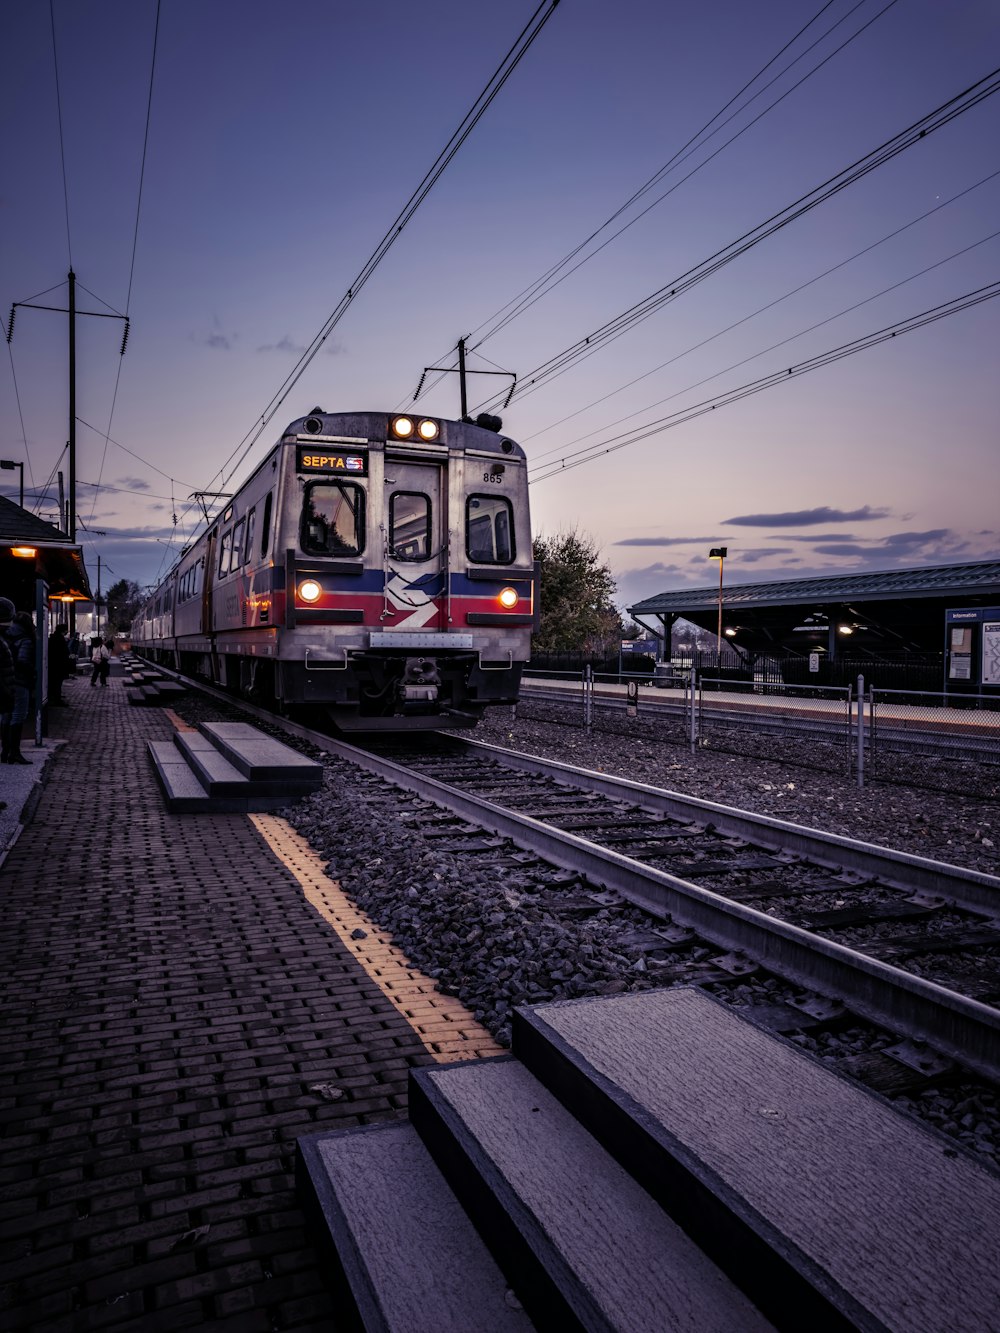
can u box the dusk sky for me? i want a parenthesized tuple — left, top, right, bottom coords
(2, 0, 997, 612)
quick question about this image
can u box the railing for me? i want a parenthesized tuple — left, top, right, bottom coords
(515, 670, 997, 800)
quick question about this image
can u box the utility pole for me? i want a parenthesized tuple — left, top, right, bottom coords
(68, 270, 76, 541)
(412, 338, 516, 420)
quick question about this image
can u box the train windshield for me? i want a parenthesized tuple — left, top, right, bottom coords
(466, 494, 515, 563)
(301, 481, 365, 556)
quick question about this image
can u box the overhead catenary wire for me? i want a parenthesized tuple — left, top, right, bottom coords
(527, 281, 1000, 484)
(86, 0, 162, 528)
(525, 167, 1000, 458)
(464, 0, 900, 360)
(473, 65, 1000, 416)
(412, 0, 897, 402)
(48, 0, 72, 268)
(195, 0, 562, 527)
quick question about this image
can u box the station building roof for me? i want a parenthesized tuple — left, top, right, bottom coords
(0, 495, 92, 605)
(628, 558, 1000, 655)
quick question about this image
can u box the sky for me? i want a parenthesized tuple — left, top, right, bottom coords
(2, 0, 998, 613)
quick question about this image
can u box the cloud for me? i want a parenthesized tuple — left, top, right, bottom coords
(738, 547, 794, 563)
(193, 315, 238, 351)
(882, 528, 952, 548)
(116, 476, 150, 491)
(722, 505, 890, 527)
(813, 543, 870, 556)
(613, 535, 719, 547)
(257, 334, 307, 355)
(257, 334, 346, 356)
(770, 533, 861, 543)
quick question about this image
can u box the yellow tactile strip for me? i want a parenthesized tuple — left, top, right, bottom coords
(250, 814, 505, 1062)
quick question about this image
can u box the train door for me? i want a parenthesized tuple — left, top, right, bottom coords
(382, 458, 445, 631)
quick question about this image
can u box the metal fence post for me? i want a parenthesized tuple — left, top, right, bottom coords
(856, 673, 865, 790)
(689, 668, 698, 754)
(583, 664, 593, 732)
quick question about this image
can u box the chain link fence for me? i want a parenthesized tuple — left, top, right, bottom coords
(870, 688, 1000, 800)
(516, 671, 998, 800)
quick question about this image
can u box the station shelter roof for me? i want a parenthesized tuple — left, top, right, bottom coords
(628, 559, 1000, 655)
(0, 495, 92, 606)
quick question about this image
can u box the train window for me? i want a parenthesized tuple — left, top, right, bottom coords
(219, 529, 233, 578)
(301, 481, 365, 557)
(244, 509, 256, 565)
(231, 518, 246, 569)
(466, 495, 515, 564)
(260, 492, 273, 558)
(389, 491, 430, 561)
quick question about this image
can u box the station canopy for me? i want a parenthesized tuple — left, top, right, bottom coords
(0, 495, 92, 605)
(628, 559, 1000, 656)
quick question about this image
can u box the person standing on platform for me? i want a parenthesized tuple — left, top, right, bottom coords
(91, 638, 111, 687)
(48, 623, 72, 705)
(1, 602, 36, 764)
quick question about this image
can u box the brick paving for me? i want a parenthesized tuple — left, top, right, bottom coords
(0, 676, 443, 1331)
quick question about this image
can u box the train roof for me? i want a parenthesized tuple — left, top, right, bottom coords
(282, 410, 526, 460)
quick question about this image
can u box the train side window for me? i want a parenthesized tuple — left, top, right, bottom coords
(260, 491, 273, 558)
(244, 509, 256, 565)
(219, 529, 233, 578)
(231, 518, 246, 569)
(389, 491, 430, 561)
(466, 494, 515, 564)
(301, 481, 365, 557)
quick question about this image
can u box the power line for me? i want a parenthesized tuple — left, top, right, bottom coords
(200, 0, 562, 519)
(525, 167, 1000, 458)
(48, 0, 72, 267)
(475, 65, 1000, 415)
(87, 0, 162, 528)
(528, 281, 1000, 484)
(462, 0, 899, 360)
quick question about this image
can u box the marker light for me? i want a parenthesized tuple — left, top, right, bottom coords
(11, 546, 36, 558)
(724, 627, 737, 637)
(417, 418, 439, 441)
(298, 579, 322, 603)
(391, 416, 414, 438)
(498, 587, 519, 609)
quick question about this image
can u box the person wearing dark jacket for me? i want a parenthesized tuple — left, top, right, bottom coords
(48, 623, 72, 705)
(1, 602, 36, 764)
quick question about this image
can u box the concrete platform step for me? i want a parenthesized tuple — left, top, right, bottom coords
(512, 988, 1000, 1333)
(147, 740, 311, 813)
(173, 731, 317, 799)
(408, 1057, 774, 1333)
(297, 1120, 535, 1333)
(199, 721, 323, 788)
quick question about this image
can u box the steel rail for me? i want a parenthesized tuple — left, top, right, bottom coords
(317, 734, 1000, 1081)
(452, 737, 1000, 912)
(143, 661, 1000, 1078)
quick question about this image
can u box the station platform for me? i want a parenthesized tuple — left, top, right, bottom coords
(0, 672, 500, 1331)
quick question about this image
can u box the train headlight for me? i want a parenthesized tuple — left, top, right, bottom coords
(498, 587, 519, 609)
(417, 418, 439, 441)
(298, 579, 322, 603)
(391, 415, 414, 438)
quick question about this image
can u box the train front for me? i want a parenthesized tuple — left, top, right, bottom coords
(279, 410, 535, 729)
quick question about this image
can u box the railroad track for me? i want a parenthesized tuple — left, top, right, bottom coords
(154, 666, 1000, 1102)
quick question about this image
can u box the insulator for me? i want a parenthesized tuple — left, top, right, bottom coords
(6, 306, 15, 343)
(412, 371, 427, 402)
(120, 319, 130, 356)
(503, 377, 517, 409)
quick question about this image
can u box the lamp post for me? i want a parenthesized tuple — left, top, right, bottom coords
(709, 547, 727, 658)
(0, 459, 24, 507)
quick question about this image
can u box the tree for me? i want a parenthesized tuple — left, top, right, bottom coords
(105, 579, 144, 634)
(532, 529, 623, 654)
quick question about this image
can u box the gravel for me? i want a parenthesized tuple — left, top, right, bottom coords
(473, 707, 1000, 875)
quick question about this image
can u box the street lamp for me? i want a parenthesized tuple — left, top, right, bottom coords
(709, 547, 727, 657)
(0, 459, 24, 507)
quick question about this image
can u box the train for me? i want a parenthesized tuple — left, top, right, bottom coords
(131, 409, 536, 729)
